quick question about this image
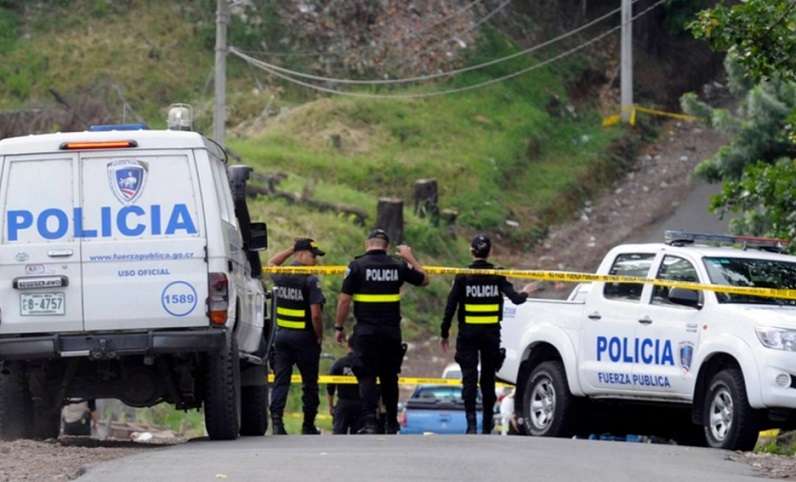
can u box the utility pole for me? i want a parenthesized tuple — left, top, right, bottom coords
(213, 0, 229, 145)
(620, 0, 633, 123)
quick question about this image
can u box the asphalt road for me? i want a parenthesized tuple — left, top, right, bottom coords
(78, 435, 761, 482)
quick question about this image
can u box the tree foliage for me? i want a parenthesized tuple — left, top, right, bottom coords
(685, 1, 796, 244)
(689, 0, 796, 83)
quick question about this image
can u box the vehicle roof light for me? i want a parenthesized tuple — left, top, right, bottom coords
(167, 104, 193, 131)
(665, 230, 789, 253)
(88, 123, 148, 132)
(60, 140, 138, 150)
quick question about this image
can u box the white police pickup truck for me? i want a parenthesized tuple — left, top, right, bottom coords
(0, 122, 272, 440)
(499, 232, 796, 450)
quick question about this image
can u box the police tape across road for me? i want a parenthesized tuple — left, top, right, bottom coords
(266, 373, 512, 387)
(263, 265, 796, 301)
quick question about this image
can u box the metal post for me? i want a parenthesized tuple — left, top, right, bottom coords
(620, 0, 633, 123)
(213, 0, 229, 145)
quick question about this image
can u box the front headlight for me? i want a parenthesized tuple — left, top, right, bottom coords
(755, 326, 796, 351)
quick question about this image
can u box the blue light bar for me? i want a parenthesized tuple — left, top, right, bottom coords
(88, 123, 149, 132)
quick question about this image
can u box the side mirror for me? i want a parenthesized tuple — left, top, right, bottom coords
(249, 222, 267, 251)
(668, 287, 702, 309)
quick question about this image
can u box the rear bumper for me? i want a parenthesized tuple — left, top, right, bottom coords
(0, 329, 226, 361)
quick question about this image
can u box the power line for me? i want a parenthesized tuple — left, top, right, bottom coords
(233, 27, 617, 99)
(231, 0, 666, 100)
(229, 3, 633, 86)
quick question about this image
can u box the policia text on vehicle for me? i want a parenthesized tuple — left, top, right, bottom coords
(334, 229, 429, 434)
(268, 238, 326, 435)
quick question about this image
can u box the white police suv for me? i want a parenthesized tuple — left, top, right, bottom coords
(499, 232, 796, 450)
(0, 123, 271, 440)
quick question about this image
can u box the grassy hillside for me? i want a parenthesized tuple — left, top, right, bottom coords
(0, 1, 630, 344)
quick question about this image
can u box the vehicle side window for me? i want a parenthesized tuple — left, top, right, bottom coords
(603, 253, 655, 302)
(211, 160, 232, 224)
(652, 255, 701, 306)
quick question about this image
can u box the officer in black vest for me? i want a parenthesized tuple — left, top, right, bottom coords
(334, 229, 428, 434)
(268, 238, 326, 435)
(327, 337, 363, 434)
(440, 234, 532, 434)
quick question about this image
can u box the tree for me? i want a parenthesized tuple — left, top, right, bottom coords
(689, 0, 796, 84)
(684, 0, 796, 246)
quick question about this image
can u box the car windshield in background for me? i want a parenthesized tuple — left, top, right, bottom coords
(411, 386, 482, 403)
(703, 257, 796, 306)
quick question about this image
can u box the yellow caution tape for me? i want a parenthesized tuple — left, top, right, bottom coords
(264, 265, 796, 301)
(603, 105, 699, 127)
(266, 373, 512, 388)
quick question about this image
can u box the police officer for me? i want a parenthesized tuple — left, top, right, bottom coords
(440, 234, 532, 434)
(268, 238, 326, 435)
(334, 229, 428, 434)
(327, 337, 363, 434)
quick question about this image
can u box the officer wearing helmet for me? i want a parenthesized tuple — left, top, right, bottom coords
(334, 229, 428, 434)
(268, 238, 326, 435)
(440, 234, 532, 434)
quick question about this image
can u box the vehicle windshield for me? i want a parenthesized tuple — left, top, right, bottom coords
(411, 386, 481, 403)
(703, 257, 796, 306)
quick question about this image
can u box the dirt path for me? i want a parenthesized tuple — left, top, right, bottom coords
(499, 117, 728, 298)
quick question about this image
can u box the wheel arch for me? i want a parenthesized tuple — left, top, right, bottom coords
(691, 349, 756, 425)
(514, 333, 581, 415)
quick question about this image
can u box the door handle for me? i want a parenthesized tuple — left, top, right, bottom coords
(588, 312, 602, 320)
(638, 316, 653, 325)
(47, 249, 73, 258)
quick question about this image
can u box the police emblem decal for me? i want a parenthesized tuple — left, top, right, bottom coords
(108, 160, 147, 204)
(679, 341, 695, 372)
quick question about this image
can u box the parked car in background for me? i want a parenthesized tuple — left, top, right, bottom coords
(399, 385, 482, 434)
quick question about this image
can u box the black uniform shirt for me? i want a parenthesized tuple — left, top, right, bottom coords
(341, 249, 424, 335)
(271, 262, 325, 332)
(326, 352, 360, 401)
(441, 259, 528, 339)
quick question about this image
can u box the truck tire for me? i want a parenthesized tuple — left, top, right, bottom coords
(522, 361, 576, 437)
(0, 365, 33, 440)
(204, 338, 242, 440)
(703, 369, 759, 451)
(31, 405, 62, 440)
(240, 384, 269, 436)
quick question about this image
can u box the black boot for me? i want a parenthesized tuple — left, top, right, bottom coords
(482, 413, 494, 435)
(272, 416, 288, 435)
(465, 412, 477, 434)
(357, 415, 379, 434)
(301, 413, 320, 435)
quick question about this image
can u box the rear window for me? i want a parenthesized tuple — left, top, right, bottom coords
(603, 253, 655, 302)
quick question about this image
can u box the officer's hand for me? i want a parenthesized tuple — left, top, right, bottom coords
(329, 405, 335, 416)
(440, 338, 449, 353)
(335, 330, 346, 345)
(397, 244, 413, 260)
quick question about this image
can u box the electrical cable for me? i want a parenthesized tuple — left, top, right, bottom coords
(229, 4, 629, 85)
(231, 0, 665, 99)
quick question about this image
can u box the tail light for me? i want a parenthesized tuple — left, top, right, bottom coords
(208, 273, 228, 326)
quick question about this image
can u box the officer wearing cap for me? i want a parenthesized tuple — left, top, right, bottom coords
(334, 229, 428, 434)
(268, 238, 326, 435)
(440, 234, 532, 434)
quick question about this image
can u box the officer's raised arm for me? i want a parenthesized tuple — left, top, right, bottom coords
(499, 276, 530, 305)
(397, 244, 429, 286)
(268, 245, 295, 266)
